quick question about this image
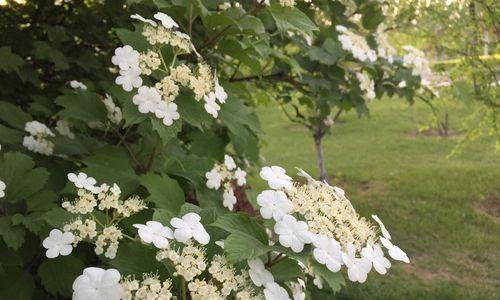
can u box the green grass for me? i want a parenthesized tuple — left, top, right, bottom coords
(251, 98, 500, 299)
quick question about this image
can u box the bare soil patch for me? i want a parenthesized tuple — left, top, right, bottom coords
(475, 192, 500, 222)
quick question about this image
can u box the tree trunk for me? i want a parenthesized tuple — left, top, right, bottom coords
(314, 133, 329, 182)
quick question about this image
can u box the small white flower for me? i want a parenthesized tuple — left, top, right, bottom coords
(291, 280, 305, 300)
(371, 215, 391, 240)
(333, 186, 345, 197)
(111, 45, 139, 70)
(223, 187, 237, 211)
(263, 282, 291, 300)
(55, 120, 75, 139)
(313, 235, 343, 272)
(205, 168, 222, 190)
(380, 237, 410, 263)
(116, 66, 142, 92)
(170, 212, 210, 245)
(257, 190, 293, 221)
(154, 12, 179, 29)
(214, 77, 228, 103)
(247, 258, 274, 287)
(70, 80, 87, 90)
(204, 93, 221, 118)
(110, 184, 121, 196)
(42, 229, 74, 258)
(131, 13, 157, 26)
(313, 275, 323, 289)
(132, 86, 161, 114)
(397, 80, 407, 88)
(274, 215, 314, 253)
(296, 168, 317, 185)
(133, 221, 173, 249)
(215, 240, 225, 248)
(72, 267, 123, 300)
(234, 167, 247, 186)
(67, 172, 100, 193)
(0, 180, 5, 198)
(260, 166, 293, 190)
(25, 120, 54, 137)
(155, 101, 180, 126)
(224, 154, 236, 170)
(341, 243, 372, 283)
(361, 244, 391, 275)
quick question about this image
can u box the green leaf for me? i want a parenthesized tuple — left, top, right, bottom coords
(178, 94, 213, 129)
(211, 212, 268, 244)
(188, 131, 226, 160)
(0, 217, 26, 250)
(0, 124, 23, 145)
(109, 242, 170, 277)
(202, 12, 236, 29)
(311, 260, 345, 293)
(153, 208, 176, 224)
(38, 256, 85, 297)
(82, 146, 140, 195)
(0, 266, 34, 300)
(269, 4, 318, 36)
(0, 47, 24, 73)
(238, 15, 266, 35)
(39, 207, 73, 228)
(0, 152, 49, 202)
(140, 173, 184, 213)
(151, 118, 182, 144)
(223, 232, 271, 262)
(115, 27, 149, 52)
(270, 257, 304, 282)
(0, 101, 32, 130)
(32, 41, 69, 71)
(361, 3, 384, 30)
(55, 91, 107, 123)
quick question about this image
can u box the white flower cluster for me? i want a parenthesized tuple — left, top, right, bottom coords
(374, 24, 396, 63)
(355, 72, 376, 100)
(22, 120, 55, 155)
(112, 12, 228, 127)
(0, 179, 5, 198)
(336, 25, 377, 63)
(55, 119, 75, 139)
(103, 94, 123, 125)
(73, 267, 123, 300)
(248, 258, 289, 300)
(69, 80, 87, 90)
(121, 273, 173, 300)
(43, 172, 146, 259)
(257, 166, 409, 283)
(205, 155, 247, 211)
(402, 45, 432, 77)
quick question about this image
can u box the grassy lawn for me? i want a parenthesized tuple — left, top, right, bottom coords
(250, 98, 500, 299)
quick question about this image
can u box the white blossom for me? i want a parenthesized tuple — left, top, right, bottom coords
(222, 187, 237, 211)
(55, 120, 75, 139)
(111, 45, 139, 70)
(234, 167, 247, 186)
(155, 101, 180, 126)
(361, 244, 391, 275)
(260, 166, 293, 190)
(42, 229, 74, 258)
(170, 212, 210, 245)
(247, 258, 274, 287)
(203, 92, 221, 118)
(116, 66, 142, 92)
(257, 190, 293, 221)
(398, 81, 407, 88)
(313, 235, 343, 272)
(380, 237, 410, 263)
(336, 25, 377, 63)
(371, 215, 391, 240)
(205, 168, 222, 190)
(263, 282, 291, 300)
(0, 180, 5, 198)
(291, 280, 305, 300)
(102, 94, 123, 125)
(130, 13, 157, 26)
(133, 86, 162, 114)
(274, 215, 314, 253)
(154, 12, 179, 29)
(68, 172, 101, 193)
(214, 76, 228, 103)
(25, 120, 54, 137)
(72, 267, 123, 300)
(133, 221, 173, 249)
(356, 72, 376, 100)
(70, 80, 87, 90)
(224, 154, 236, 170)
(341, 243, 372, 283)
(22, 136, 54, 156)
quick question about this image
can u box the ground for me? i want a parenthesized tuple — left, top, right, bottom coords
(249, 98, 500, 299)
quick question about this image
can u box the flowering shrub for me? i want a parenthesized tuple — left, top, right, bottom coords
(0, 0, 414, 299)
